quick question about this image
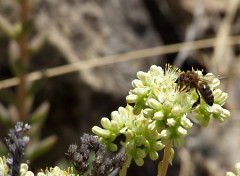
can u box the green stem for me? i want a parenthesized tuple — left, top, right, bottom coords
(159, 141, 172, 176)
(119, 157, 132, 176)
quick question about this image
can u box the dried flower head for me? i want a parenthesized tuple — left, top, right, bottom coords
(66, 133, 127, 175)
(5, 122, 30, 176)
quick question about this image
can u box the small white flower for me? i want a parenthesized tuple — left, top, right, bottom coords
(180, 115, 193, 129)
(177, 126, 187, 136)
(101, 118, 111, 130)
(153, 111, 164, 120)
(147, 98, 161, 109)
(126, 94, 137, 103)
(167, 118, 176, 126)
(137, 71, 152, 85)
(132, 79, 144, 88)
(160, 129, 171, 139)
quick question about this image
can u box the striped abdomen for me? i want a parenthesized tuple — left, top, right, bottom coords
(198, 81, 214, 106)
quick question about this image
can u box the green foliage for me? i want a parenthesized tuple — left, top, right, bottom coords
(0, 0, 57, 165)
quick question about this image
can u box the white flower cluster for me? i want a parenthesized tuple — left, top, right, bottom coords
(92, 64, 230, 165)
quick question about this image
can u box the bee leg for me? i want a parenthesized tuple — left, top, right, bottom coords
(181, 86, 190, 92)
(192, 89, 201, 108)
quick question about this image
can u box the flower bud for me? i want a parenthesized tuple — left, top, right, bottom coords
(126, 94, 137, 103)
(163, 101, 173, 111)
(111, 120, 120, 131)
(167, 118, 176, 127)
(137, 71, 151, 85)
(180, 116, 193, 129)
(171, 105, 181, 116)
(213, 104, 223, 114)
(132, 79, 144, 88)
(135, 158, 144, 166)
(213, 89, 222, 100)
(111, 111, 120, 121)
(149, 151, 159, 161)
(136, 149, 146, 159)
(125, 130, 133, 141)
(218, 92, 228, 106)
(148, 121, 157, 131)
(108, 143, 118, 151)
(160, 129, 171, 139)
(143, 108, 154, 118)
(150, 65, 164, 76)
(221, 109, 231, 119)
(101, 118, 111, 129)
(92, 126, 111, 138)
(155, 141, 165, 150)
(153, 111, 164, 120)
(177, 126, 187, 136)
(132, 87, 149, 96)
(20, 164, 34, 176)
(147, 98, 161, 109)
(136, 136, 146, 146)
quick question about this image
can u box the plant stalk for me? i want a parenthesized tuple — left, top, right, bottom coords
(159, 141, 172, 176)
(17, 0, 29, 121)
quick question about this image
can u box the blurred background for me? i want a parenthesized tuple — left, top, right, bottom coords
(0, 0, 239, 175)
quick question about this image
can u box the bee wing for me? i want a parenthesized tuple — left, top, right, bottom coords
(203, 73, 225, 84)
(202, 73, 215, 82)
(216, 75, 225, 80)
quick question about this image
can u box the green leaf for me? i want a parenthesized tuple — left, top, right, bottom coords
(27, 74, 46, 96)
(169, 148, 174, 165)
(29, 102, 50, 124)
(8, 105, 19, 123)
(0, 140, 7, 155)
(0, 103, 10, 125)
(25, 135, 57, 160)
(0, 16, 21, 39)
(29, 32, 48, 56)
(8, 40, 28, 77)
(27, 102, 50, 137)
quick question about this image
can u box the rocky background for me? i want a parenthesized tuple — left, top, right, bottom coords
(0, 0, 240, 176)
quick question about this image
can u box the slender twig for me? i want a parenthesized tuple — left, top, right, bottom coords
(159, 141, 172, 176)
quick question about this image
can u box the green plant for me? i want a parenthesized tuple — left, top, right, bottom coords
(0, 0, 56, 160)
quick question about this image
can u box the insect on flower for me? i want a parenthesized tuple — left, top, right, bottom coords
(177, 71, 214, 108)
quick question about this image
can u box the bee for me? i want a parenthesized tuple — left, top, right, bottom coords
(177, 71, 214, 107)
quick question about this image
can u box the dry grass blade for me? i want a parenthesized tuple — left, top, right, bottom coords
(0, 35, 240, 90)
